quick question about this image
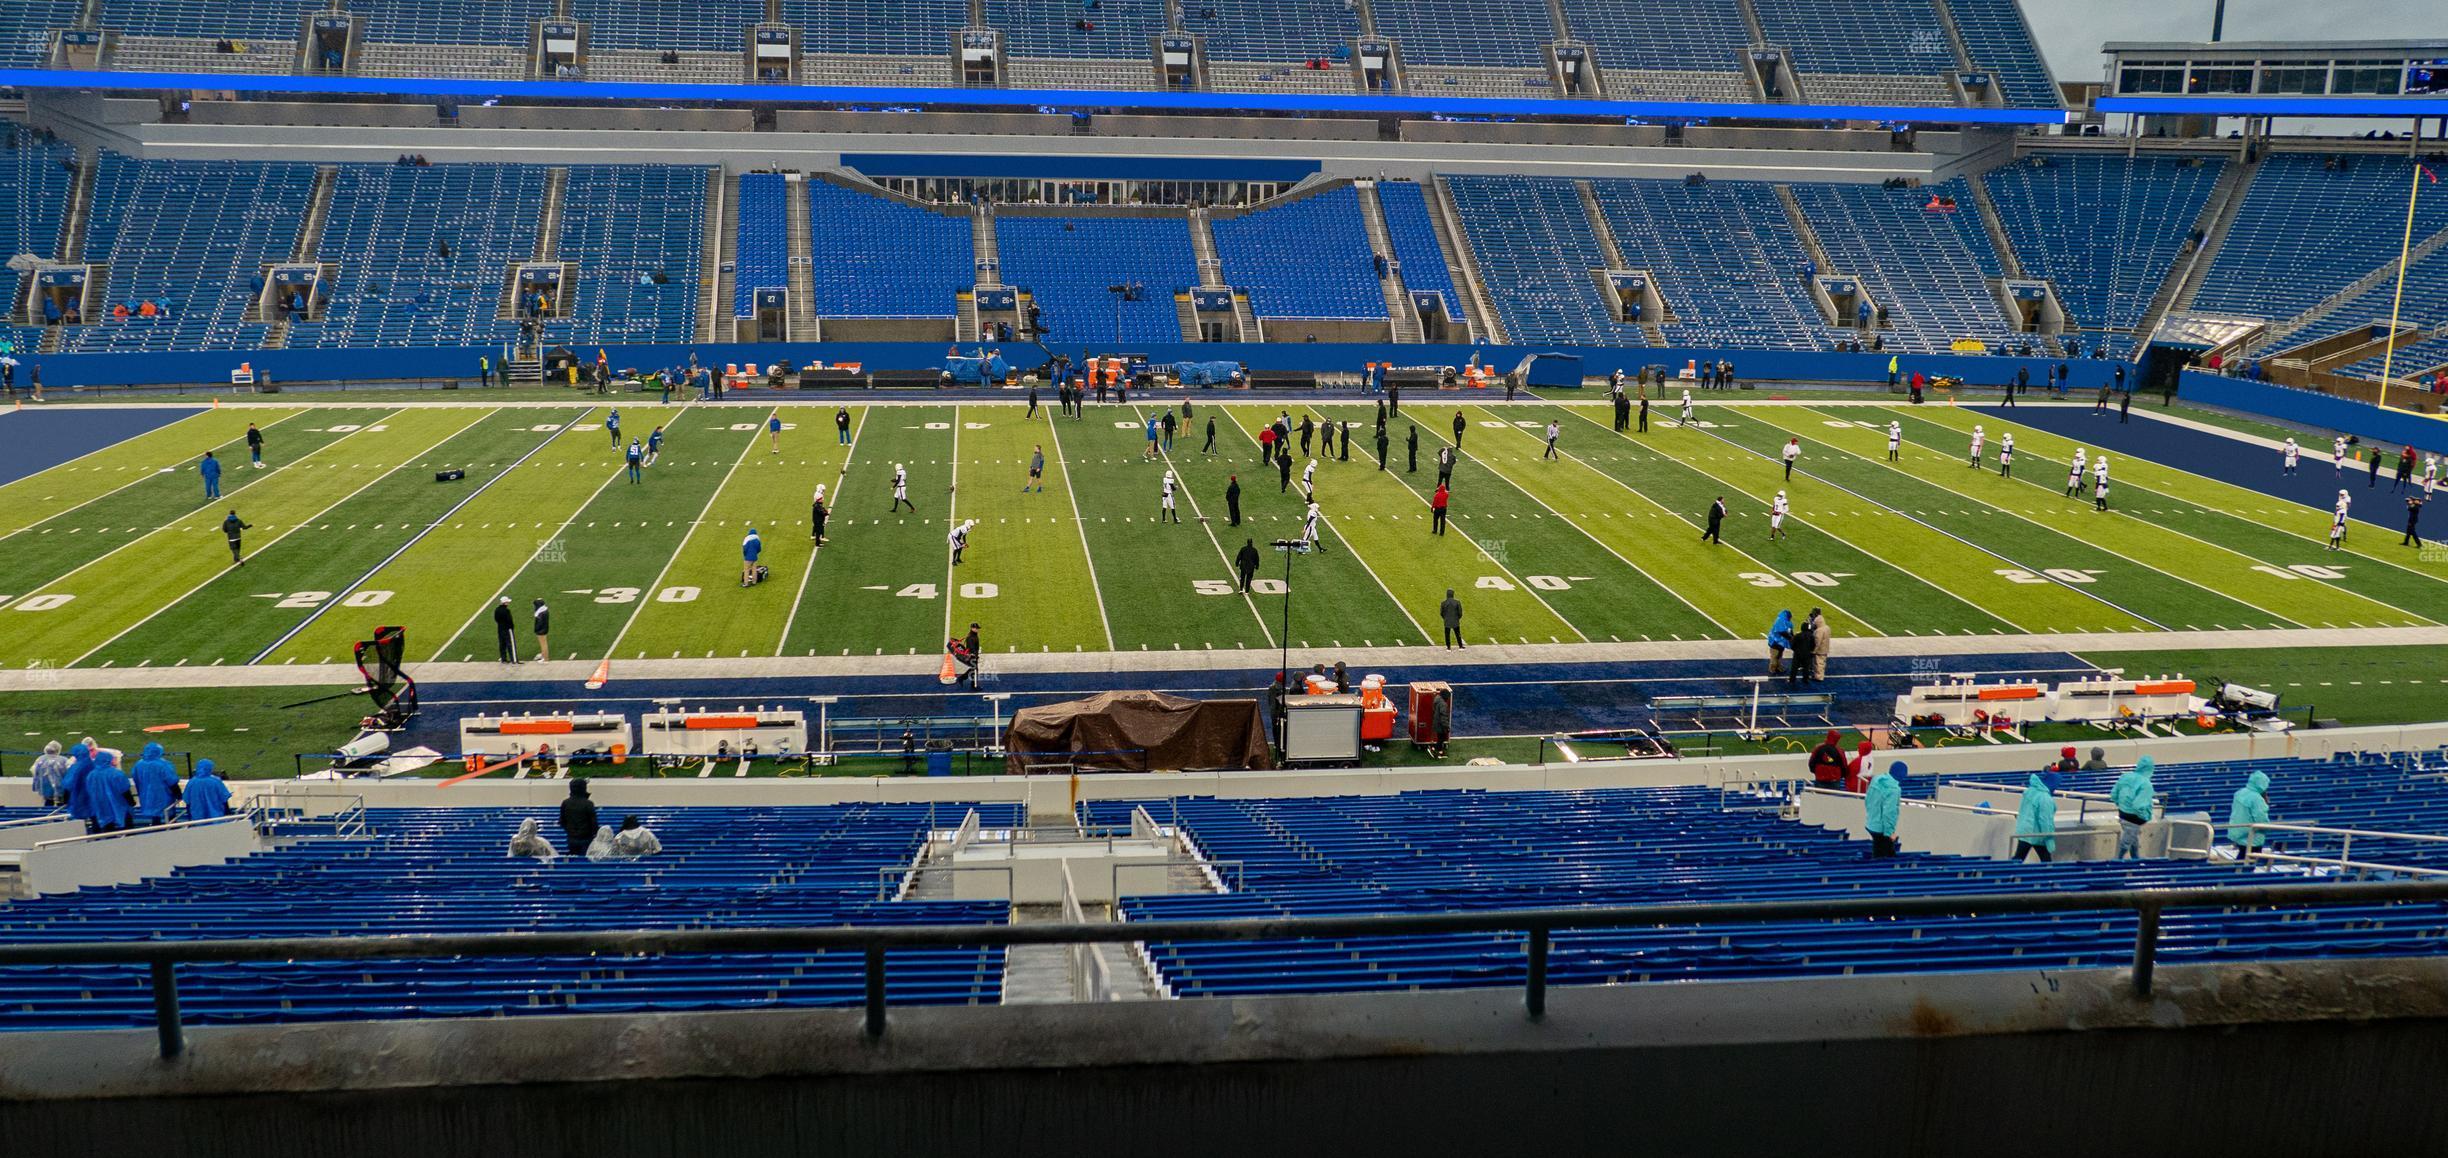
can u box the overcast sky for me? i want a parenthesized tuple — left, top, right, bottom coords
(2021, 0, 2435, 84)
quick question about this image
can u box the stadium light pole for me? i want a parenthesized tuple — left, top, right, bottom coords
(1270, 537, 1310, 749)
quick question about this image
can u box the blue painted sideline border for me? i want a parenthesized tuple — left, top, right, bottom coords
(0, 68, 2067, 125)
(2175, 370, 2448, 456)
(15, 339, 2137, 392)
(0, 406, 203, 486)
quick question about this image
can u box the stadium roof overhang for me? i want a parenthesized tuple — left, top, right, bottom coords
(2095, 94, 2448, 116)
(0, 68, 2066, 127)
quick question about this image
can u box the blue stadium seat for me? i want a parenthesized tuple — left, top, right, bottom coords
(1373, 181, 1463, 309)
(1791, 178, 2017, 353)
(1210, 187, 1383, 321)
(1556, 0, 1747, 72)
(1982, 153, 2223, 343)
(548, 165, 705, 346)
(0, 803, 1023, 1030)
(734, 172, 790, 319)
(804, 180, 974, 318)
(572, 0, 763, 52)
(1591, 177, 1836, 351)
(1184, 0, 1354, 64)
(783, 0, 971, 56)
(1944, 0, 2060, 109)
(996, 214, 1197, 343)
(1444, 176, 1642, 347)
(66, 154, 315, 354)
(1370, 0, 1554, 68)
(985, 0, 1163, 61)
(291, 163, 548, 350)
(2195, 155, 2448, 327)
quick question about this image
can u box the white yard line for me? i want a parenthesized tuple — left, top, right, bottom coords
(1144, 405, 1276, 648)
(777, 406, 866, 653)
(74, 407, 474, 667)
(0, 409, 317, 546)
(604, 408, 762, 662)
(1041, 408, 1118, 650)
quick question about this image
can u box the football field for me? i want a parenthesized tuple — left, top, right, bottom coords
(1, 397, 2441, 673)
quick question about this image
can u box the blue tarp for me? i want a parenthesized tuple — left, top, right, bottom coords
(1171, 360, 1243, 387)
(943, 351, 1012, 384)
(1516, 352, 1583, 389)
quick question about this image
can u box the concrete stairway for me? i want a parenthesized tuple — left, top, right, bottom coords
(697, 167, 728, 343)
(1355, 180, 1422, 342)
(784, 175, 819, 341)
(1428, 175, 1500, 343)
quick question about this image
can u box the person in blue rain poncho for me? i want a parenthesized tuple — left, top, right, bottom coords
(83, 750, 135, 833)
(1766, 609, 1794, 677)
(184, 760, 233, 821)
(130, 742, 182, 826)
(60, 741, 96, 829)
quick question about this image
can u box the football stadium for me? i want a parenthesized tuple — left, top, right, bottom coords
(1, 1, 2447, 1151)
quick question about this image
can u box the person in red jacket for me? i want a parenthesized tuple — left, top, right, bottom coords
(1430, 482, 1450, 536)
(1807, 730, 1848, 787)
(1843, 739, 1875, 793)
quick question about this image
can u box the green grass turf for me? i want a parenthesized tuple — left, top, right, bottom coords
(1056, 405, 1262, 650)
(2072, 646, 2443, 728)
(0, 409, 324, 603)
(618, 406, 855, 660)
(88, 408, 587, 667)
(1804, 405, 2423, 630)
(435, 404, 767, 664)
(1705, 409, 2265, 632)
(264, 409, 611, 665)
(1905, 405, 2448, 600)
(1540, 405, 2040, 637)
(1275, 405, 1577, 646)
(781, 406, 959, 657)
(944, 405, 1110, 654)
(1328, 403, 1732, 643)
(0, 685, 373, 779)
(1163, 405, 1425, 648)
(0, 407, 306, 537)
(2161, 399, 2334, 445)
(1, 409, 472, 668)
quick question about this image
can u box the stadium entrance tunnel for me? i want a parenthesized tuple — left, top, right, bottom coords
(4, 956, 2446, 1155)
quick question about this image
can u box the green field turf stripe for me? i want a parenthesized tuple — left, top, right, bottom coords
(1054, 406, 1264, 650)
(1685, 411, 2197, 631)
(1144, 406, 1283, 649)
(1539, 406, 2040, 637)
(615, 408, 854, 660)
(67, 407, 491, 668)
(1860, 406, 2437, 628)
(1383, 404, 1738, 641)
(81, 408, 579, 668)
(944, 406, 1111, 654)
(0, 410, 442, 668)
(1734, 409, 2289, 631)
(1898, 405, 2448, 611)
(441, 408, 765, 664)
(0, 407, 312, 539)
(1450, 404, 1876, 641)
(782, 407, 959, 657)
(0, 416, 350, 602)
(1282, 404, 1579, 645)
(1174, 407, 1425, 647)
(777, 405, 865, 653)
(1788, 405, 2414, 631)
(261, 409, 618, 664)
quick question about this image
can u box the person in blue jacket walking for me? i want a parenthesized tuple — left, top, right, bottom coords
(198, 450, 222, 499)
(184, 760, 233, 821)
(2014, 772, 2057, 863)
(1766, 609, 1794, 676)
(83, 749, 135, 833)
(129, 741, 181, 826)
(741, 526, 763, 586)
(2227, 771, 2271, 856)
(2112, 755, 2157, 859)
(1863, 760, 1904, 858)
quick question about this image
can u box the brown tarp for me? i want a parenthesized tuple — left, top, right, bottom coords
(1003, 691, 1274, 773)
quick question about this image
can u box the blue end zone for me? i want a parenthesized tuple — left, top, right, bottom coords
(0, 406, 204, 487)
(405, 651, 2103, 752)
(1968, 404, 2420, 535)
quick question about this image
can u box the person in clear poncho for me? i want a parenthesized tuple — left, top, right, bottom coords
(509, 817, 557, 860)
(610, 815, 662, 859)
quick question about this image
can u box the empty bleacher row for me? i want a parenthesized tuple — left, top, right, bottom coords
(2194, 154, 2448, 330)
(1982, 153, 2224, 343)
(1083, 753, 2448, 998)
(806, 178, 975, 319)
(64, 156, 313, 353)
(0, 803, 1020, 1031)
(290, 163, 547, 350)
(0, 0, 2059, 107)
(552, 165, 705, 346)
(1210, 186, 1383, 322)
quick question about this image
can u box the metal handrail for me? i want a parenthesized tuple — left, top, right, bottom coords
(2247, 852, 2448, 878)
(31, 814, 249, 849)
(14, 879, 2448, 1060)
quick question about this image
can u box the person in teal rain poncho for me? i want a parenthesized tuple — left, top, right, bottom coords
(1766, 609, 1794, 676)
(2111, 756, 2157, 860)
(2228, 771, 2271, 854)
(2013, 773, 2056, 863)
(1863, 760, 1904, 858)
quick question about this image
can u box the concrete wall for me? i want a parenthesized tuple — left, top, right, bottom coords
(14, 816, 261, 896)
(3, 957, 2445, 1154)
(2177, 369, 2448, 455)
